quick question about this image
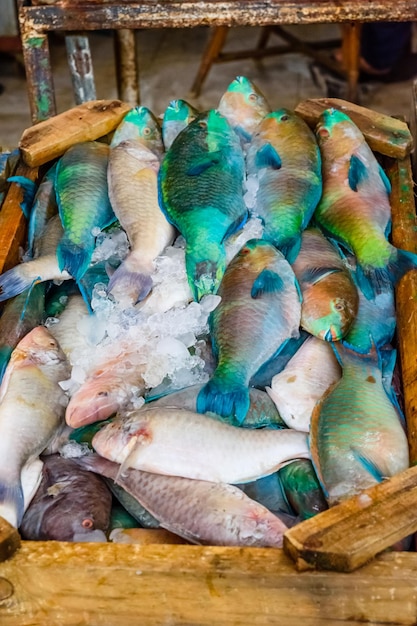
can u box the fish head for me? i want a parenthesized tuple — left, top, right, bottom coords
(111, 106, 163, 156)
(316, 108, 363, 160)
(301, 272, 359, 341)
(186, 239, 227, 301)
(92, 412, 151, 465)
(218, 76, 270, 140)
(13, 326, 68, 368)
(65, 375, 122, 428)
(162, 100, 199, 150)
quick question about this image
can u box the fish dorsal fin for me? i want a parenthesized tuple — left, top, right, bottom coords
(186, 153, 222, 176)
(378, 164, 392, 195)
(251, 269, 284, 298)
(300, 266, 342, 286)
(255, 144, 282, 170)
(348, 154, 368, 192)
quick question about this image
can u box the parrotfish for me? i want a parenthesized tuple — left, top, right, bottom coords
(20, 454, 112, 542)
(55, 141, 115, 281)
(246, 109, 322, 263)
(76, 453, 289, 548)
(110, 106, 164, 157)
(291, 227, 359, 341)
(27, 162, 59, 259)
(92, 406, 309, 484)
(158, 109, 248, 301)
(0, 326, 70, 527)
(197, 238, 301, 423)
(162, 99, 199, 150)
(314, 108, 417, 298)
(309, 342, 409, 506)
(107, 140, 175, 304)
(278, 459, 328, 520)
(217, 75, 271, 142)
(266, 335, 341, 432)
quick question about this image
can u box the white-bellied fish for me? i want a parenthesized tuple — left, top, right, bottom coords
(162, 99, 199, 150)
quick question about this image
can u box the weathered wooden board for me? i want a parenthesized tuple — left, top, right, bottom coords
(19, 99, 132, 167)
(0, 163, 38, 275)
(295, 98, 413, 158)
(283, 465, 417, 573)
(2, 543, 417, 625)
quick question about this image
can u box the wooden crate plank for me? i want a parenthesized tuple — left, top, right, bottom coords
(19, 99, 132, 167)
(0, 518, 20, 565)
(295, 98, 413, 158)
(0, 163, 39, 275)
(283, 465, 417, 573)
(1, 543, 417, 625)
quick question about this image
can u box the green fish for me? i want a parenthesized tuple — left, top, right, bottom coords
(246, 109, 322, 263)
(278, 459, 328, 520)
(314, 108, 417, 298)
(310, 342, 409, 506)
(110, 106, 164, 157)
(158, 109, 248, 301)
(55, 141, 115, 282)
(217, 76, 271, 142)
(197, 238, 301, 423)
(162, 99, 199, 150)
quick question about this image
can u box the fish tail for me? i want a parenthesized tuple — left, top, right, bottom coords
(0, 478, 24, 527)
(107, 261, 153, 304)
(0, 265, 39, 303)
(0, 346, 13, 383)
(197, 376, 250, 424)
(7, 175, 37, 219)
(57, 238, 91, 282)
(356, 247, 417, 299)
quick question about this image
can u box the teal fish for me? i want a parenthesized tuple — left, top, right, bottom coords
(162, 99, 199, 150)
(158, 109, 248, 301)
(310, 342, 409, 506)
(278, 459, 328, 520)
(246, 109, 322, 263)
(314, 108, 417, 298)
(110, 106, 164, 157)
(217, 76, 271, 142)
(55, 141, 115, 281)
(197, 239, 301, 423)
(27, 162, 58, 259)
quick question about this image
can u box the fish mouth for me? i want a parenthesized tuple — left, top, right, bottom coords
(323, 325, 341, 342)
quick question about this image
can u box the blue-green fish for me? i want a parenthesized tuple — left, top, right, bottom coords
(197, 238, 301, 423)
(158, 109, 248, 301)
(162, 99, 199, 150)
(278, 459, 328, 520)
(310, 342, 409, 506)
(246, 109, 322, 263)
(27, 162, 58, 259)
(55, 141, 115, 281)
(110, 106, 164, 157)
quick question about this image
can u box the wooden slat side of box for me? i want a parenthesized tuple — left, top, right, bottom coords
(1, 543, 417, 625)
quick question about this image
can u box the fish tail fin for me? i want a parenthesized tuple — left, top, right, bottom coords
(0, 346, 13, 383)
(0, 265, 39, 303)
(57, 238, 91, 282)
(197, 375, 250, 424)
(357, 247, 417, 299)
(107, 261, 153, 304)
(0, 477, 24, 527)
(7, 175, 37, 219)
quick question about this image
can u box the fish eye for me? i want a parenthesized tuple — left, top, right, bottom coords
(248, 93, 258, 102)
(333, 300, 345, 312)
(97, 391, 108, 397)
(240, 246, 250, 255)
(280, 114, 289, 121)
(317, 127, 330, 140)
(82, 518, 94, 529)
(198, 121, 207, 129)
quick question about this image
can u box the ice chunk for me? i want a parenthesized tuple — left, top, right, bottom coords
(59, 441, 92, 458)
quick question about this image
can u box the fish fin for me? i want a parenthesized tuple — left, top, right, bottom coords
(251, 269, 284, 298)
(186, 153, 222, 176)
(0, 267, 39, 303)
(0, 477, 24, 527)
(7, 176, 37, 219)
(197, 377, 250, 424)
(351, 448, 386, 483)
(378, 164, 392, 195)
(107, 262, 153, 304)
(279, 235, 301, 265)
(255, 144, 282, 170)
(357, 247, 417, 299)
(348, 154, 368, 192)
(221, 210, 249, 242)
(299, 266, 343, 286)
(0, 346, 13, 384)
(57, 239, 91, 282)
(380, 348, 406, 427)
(234, 126, 252, 143)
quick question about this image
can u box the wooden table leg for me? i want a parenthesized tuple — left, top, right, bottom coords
(114, 29, 140, 107)
(65, 34, 97, 105)
(189, 26, 229, 98)
(341, 22, 362, 103)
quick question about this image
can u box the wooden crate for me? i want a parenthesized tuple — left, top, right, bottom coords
(0, 104, 417, 625)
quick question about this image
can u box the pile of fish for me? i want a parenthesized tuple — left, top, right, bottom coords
(0, 76, 413, 548)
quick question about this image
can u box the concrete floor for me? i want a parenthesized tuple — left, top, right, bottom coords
(0, 25, 416, 148)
